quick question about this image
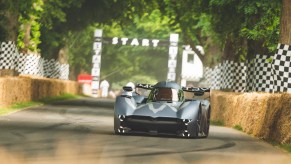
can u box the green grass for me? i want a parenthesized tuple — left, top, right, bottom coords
(0, 93, 81, 115)
(233, 124, 243, 131)
(39, 93, 80, 104)
(210, 120, 224, 126)
(279, 144, 291, 153)
(267, 140, 291, 153)
(0, 101, 42, 115)
(210, 121, 290, 153)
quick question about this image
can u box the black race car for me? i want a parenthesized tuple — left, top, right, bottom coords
(114, 81, 211, 138)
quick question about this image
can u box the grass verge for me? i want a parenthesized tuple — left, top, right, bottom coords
(39, 93, 81, 104)
(210, 120, 290, 153)
(279, 144, 291, 153)
(233, 124, 243, 131)
(0, 93, 81, 116)
(267, 140, 291, 153)
(210, 120, 224, 126)
(0, 101, 42, 115)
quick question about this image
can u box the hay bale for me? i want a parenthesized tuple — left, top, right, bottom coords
(0, 76, 81, 108)
(270, 94, 291, 144)
(0, 76, 32, 106)
(211, 91, 291, 144)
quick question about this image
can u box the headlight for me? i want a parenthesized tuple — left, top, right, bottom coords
(183, 119, 192, 125)
(118, 115, 126, 121)
(183, 119, 192, 123)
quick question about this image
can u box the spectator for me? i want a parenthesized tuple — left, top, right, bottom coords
(100, 80, 110, 98)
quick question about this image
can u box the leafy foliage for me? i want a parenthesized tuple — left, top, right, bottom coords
(17, 0, 44, 52)
(156, 0, 281, 61)
(63, 8, 174, 85)
(95, 9, 175, 85)
(205, 0, 281, 59)
(238, 0, 281, 52)
(0, 1, 7, 41)
(39, 0, 158, 59)
(0, 0, 285, 84)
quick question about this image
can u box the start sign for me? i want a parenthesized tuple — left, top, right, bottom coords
(112, 37, 160, 47)
(92, 29, 179, 95)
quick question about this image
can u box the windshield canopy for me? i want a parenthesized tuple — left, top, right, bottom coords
(148, 87, 184, 102)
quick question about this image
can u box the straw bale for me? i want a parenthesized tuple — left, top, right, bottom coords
(0, 76, 81, 107)
(211, 91, 291, 144)
(271, 93, 291, 144)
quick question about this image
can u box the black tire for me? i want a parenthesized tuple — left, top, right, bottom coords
(193, 108, 202, 138)
(204, 120, 210, 137)
(205, 107, 211, 137)
(202, 107, 211, 138)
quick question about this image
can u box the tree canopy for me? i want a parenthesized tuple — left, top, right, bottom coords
(0, 0, 285, 86)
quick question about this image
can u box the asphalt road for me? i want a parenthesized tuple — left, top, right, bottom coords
(0, 98, 290, 164)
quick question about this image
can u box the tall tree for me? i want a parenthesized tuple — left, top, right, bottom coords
(73, 9, 174, 83)
(238, 0, 281, 59)
(279, 0, 291, 44)
(0, 0, 283, 79)
(17, 0, 44, 53)
(0, 0, 38, 76)
(39, 0, 157, 60)
(0, 0, 19, 41)
(157, 0, 281, 62)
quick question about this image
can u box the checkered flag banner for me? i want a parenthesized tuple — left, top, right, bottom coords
(253, 54, 274, 92)
(201, 67, 212, 87)
(245, 60, 255, 92)
(0, 41, 69, 80)
(203, 63, 226, 90)
(202, 53, 283, 93)
(203, 61, 247, 92)
(272, 43, 291, 93)
(232, 62, 247, 92)
(221, 60, 235, 89)
(0, 41, 18, 69)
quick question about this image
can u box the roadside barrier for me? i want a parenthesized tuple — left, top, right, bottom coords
(211, 91, 291, 144)
(0, 41, 69, 80)
(0, 76, 80, 107)
(203, 43, 291, 93)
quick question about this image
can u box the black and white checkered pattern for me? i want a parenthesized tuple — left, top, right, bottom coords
(0, 41, 18, 69)
(221, 60, 234, 89)
(245, 60, 255, 92)
(22, 54, 44, 75)
(204, 64, 224, 90)
(232, 62, 247, 92)
(272, 43, 291, 93)
(60, 64, 69, 80)
(43, 59, 69, 79)
(211, 64, 223, 90)
(202, 54, 280, 93)
(253, 54, 274, 92)
(203, 67, 212, 86)
(50, 59, 61, 79)
(0, 41, 69, 80)
(203, 61, 246, 92)
(14, 53, 27, 73)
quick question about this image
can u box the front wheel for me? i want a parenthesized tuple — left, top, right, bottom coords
(201, 109, 211, 138)
(203, 120, 210, 138)
(192, 109, 201, 138)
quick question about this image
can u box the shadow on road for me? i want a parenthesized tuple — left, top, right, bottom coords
(50, 98, 115, 108)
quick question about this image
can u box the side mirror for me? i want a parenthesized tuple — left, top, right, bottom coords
(123, 86, 133, 92)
